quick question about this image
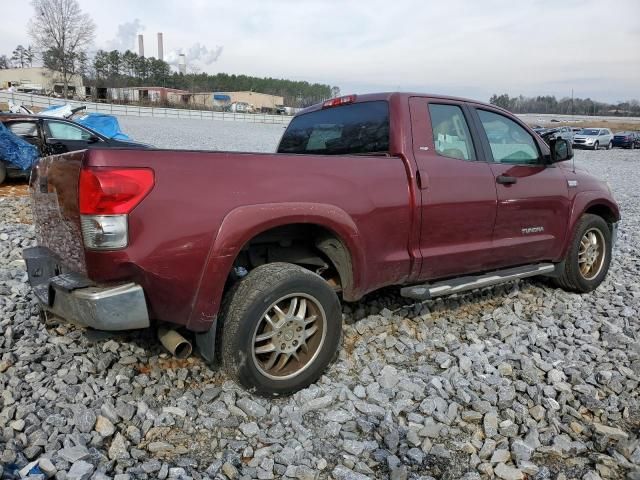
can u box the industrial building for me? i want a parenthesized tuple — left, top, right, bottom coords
(189, 91, 284, 112)
(94, 87, 285, 112)
(97, 86, 192, 105)
(0, 67, 84, 97)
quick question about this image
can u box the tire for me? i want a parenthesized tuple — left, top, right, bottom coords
(631, 143, 635, 150)
(607, 141, 612, 150)
(553, 214, 612, 293)
(593, 141, 599, 150)
(0, 163, 6, 186)
(219, 262, 342, 396)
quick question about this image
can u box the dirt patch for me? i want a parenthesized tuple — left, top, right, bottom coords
(0, 180, 29, 197)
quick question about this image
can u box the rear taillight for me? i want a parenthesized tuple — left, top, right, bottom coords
(79, 168, 154, 250)
(322, 94, 357, 109)
(79, 168, 154, 215)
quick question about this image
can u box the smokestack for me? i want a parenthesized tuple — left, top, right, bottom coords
(178, 53, 186, 74)
(138, 34, 144, 57)
(157, 32, 163, 61)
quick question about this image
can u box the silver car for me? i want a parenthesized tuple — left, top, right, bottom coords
(573, 128, 613, 150)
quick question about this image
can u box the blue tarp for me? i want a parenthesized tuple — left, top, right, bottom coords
(213, 94, 231, 101)
(74, 113, 131, 141)
(0, 121, 39, 170)
(39, 105, 131, 141)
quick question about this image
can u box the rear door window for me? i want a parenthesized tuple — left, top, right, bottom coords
(277, 101, 389, 155)
(6, 121, 38, 137)
(428, 104, 476, 160)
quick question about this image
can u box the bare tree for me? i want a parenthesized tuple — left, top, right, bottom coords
(28, 0, 95, 97)
(12, 45, 28, 68)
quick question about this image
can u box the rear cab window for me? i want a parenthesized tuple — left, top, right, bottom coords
(277, 101, 389, 155)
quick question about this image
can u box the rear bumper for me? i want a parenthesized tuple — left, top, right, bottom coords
(23, 246, 149, 331)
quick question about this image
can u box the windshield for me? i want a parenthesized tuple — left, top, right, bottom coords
(579, 129, 600, 135)
(277, 101, 389, 155)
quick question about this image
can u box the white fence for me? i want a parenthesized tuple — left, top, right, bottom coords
(517, 112, 640, 125)
(0, 91, 292, 125)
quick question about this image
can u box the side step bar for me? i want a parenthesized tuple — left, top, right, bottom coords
(400, 263, 555, 301)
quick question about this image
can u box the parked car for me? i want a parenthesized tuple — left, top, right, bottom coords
(23, 93, 619, 395)
(533, 126, 573, 144)
(0, 114, 150, 184)
(572, 128, 613, 150)
(612, 131, 640, 149)
(227, 102, 251, 113)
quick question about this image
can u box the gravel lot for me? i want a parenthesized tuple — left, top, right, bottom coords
(117, 116, 288, 152)
(1, 139, 639, 480)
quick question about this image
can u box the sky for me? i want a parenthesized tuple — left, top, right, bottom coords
(2, 0, 639, 103)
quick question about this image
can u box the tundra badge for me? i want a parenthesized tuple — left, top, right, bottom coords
(522, 226, 544, 235)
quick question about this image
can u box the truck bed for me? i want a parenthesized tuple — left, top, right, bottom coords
(29, 147, 415, 331)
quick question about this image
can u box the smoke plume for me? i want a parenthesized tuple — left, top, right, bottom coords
(107, 19, 145, 52)
(166, 43, 223, 68)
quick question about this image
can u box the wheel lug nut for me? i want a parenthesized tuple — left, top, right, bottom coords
(296, 327, 301, 332)
(293, 340, 298, 346)
(281, 343, 286, 349)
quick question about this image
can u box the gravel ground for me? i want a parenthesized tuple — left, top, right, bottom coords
(117, 116, 288, 152)
(1, 146, 639, 480)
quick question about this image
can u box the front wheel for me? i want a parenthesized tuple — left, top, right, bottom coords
(553, 214, 612, 293)
(219, 263, 342, 396)
(593, 141, 599, 150)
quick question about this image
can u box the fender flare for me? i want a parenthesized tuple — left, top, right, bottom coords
(187, 202, 365, 332)
(561, 191, 620, 259)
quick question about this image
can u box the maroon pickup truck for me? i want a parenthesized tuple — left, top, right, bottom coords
(24, 93, 619, 395)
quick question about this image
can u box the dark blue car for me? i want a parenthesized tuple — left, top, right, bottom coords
(612, 131, 640, 149)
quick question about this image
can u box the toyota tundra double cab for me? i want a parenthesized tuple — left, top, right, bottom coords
(23, 93, 620, 395)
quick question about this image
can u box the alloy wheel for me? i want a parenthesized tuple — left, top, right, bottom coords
(578, 228, 606, 280)
(251, 293, 327, 380)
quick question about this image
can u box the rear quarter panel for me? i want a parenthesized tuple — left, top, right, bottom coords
(83, 148, 414, 330)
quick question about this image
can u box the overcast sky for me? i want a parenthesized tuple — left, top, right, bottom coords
(2, 0, 639, 102)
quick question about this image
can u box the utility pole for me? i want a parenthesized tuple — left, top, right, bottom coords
(571, 88, 574, 120)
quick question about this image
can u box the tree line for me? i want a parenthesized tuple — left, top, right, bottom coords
(0, 45, 35, 69)
(490, 93, 640, 117)
(86, 49, 334, 107)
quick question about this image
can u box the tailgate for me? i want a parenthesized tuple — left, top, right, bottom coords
(30, 151, 87, 274)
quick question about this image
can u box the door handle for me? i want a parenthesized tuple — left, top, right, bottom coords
(416, 169, 429, 190)
(496, 175, 517, 185)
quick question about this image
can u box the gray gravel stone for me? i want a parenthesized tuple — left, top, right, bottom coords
(58, 445, 90, 463)
(1, 146, 638, 480)
(66, 461, 94, 480)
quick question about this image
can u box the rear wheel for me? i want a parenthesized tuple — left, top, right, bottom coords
(0, 163, 6, 186)
(607, 141, 612, 150)
(219, 263, 342, 396)
(553, 214, 612, 293)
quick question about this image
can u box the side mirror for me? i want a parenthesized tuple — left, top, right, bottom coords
(550, 138, 573, 163)
(87, 135, 101, 144)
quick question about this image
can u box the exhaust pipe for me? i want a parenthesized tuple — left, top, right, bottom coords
(158, 328, 192, 359)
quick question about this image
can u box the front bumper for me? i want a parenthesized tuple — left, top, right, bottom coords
(23, 246, 149, 330)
